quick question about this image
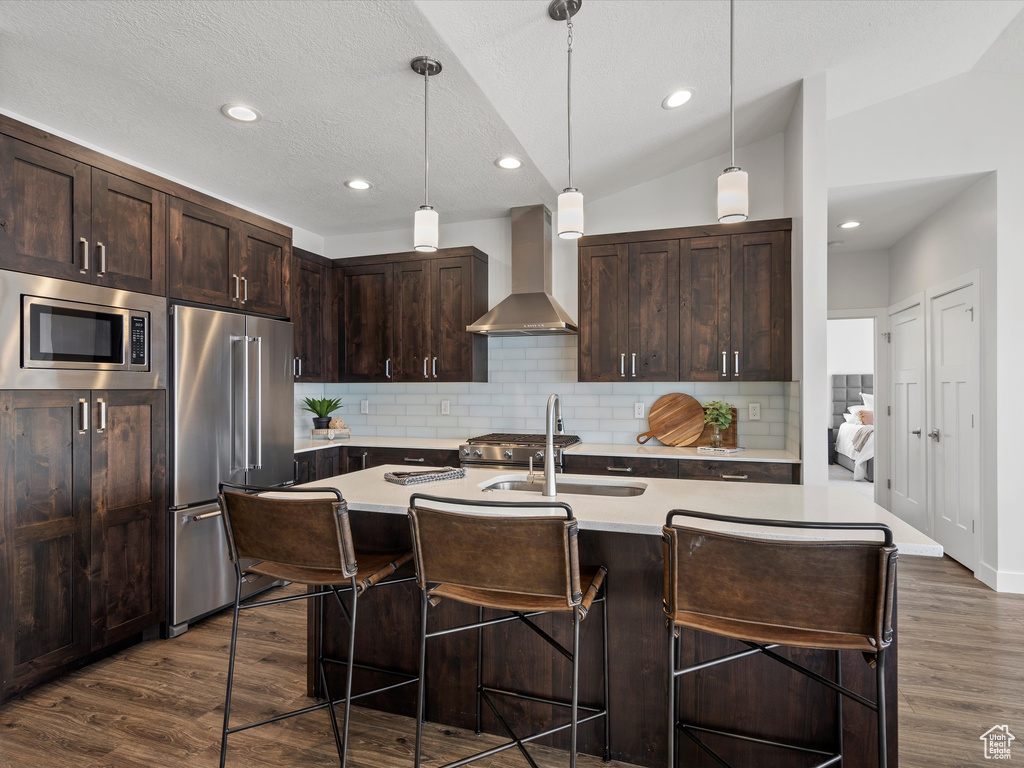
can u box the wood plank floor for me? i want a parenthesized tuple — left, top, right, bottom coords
(1, 555, 1021, 768)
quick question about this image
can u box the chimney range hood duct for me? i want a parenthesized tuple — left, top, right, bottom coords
(467, 204, 578, 336)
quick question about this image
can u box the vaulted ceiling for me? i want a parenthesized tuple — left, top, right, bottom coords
(0, 0, 1020, 236)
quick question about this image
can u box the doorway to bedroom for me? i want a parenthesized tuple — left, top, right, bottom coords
(827, 318, 876, 500)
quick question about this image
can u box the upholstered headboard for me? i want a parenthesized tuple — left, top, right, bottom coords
(832, 374, 873, 429)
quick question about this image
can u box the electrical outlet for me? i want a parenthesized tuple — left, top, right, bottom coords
(441, 400, 451, 415)
(634, 402, 645, 419)
(360, 399, 369, 415)
(749, 402, 761, 420)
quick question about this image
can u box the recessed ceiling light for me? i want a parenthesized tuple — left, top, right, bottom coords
(661, 89, 693, 109)
(221, 104, 261, 122)
(345, 180, 372, 190)
(839, 221, 861, 229)
(496, 156, 522, 170)
(828, 240, 844, 248)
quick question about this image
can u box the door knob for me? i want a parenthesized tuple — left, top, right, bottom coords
(927, 428, 941, 442)
(911, 428, 922, 436)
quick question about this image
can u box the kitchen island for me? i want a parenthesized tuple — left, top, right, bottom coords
(295, 466, 940, 768)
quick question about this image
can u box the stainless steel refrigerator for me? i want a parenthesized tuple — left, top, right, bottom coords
(167, 304, 294, 636)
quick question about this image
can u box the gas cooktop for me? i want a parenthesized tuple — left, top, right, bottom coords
(460, 433, 582, 468)
(466, 433, 582, 448)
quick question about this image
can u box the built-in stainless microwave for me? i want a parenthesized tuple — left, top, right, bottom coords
(0, 269, 167, 389)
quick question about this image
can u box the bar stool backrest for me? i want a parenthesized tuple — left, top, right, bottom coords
(408, 495, 583, 608)
(663, 510, 898, 651)
(219, 485, 357, 578)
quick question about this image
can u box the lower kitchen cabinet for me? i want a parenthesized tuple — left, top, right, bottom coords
(563, 453, 678, 478)
(292, 447, 344, 484)
(676, 459, 797, 484)
(346, 446, 460, 473)
(0, 388, 166, 701)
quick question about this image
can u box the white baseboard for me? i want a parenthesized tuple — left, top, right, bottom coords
(974, 561, 1024, 594)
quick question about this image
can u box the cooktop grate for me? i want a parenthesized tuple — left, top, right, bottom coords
(466, 433, 582, 448)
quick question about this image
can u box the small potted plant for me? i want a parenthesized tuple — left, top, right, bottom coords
(302, 397, 343, 430)
(702, 400, 734, 448)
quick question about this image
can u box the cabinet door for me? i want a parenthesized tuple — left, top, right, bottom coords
(730, 231, 791, 381)
(168, 198, 238, 308)
(0, 390, 92, 700)
(355, 446, 460, 470)
(578, 244, 628, 382)
(676, 459, 796, 484)
(89, 390, 166, 649)
(239, 222, 290, 318)
(563, 453, 678, 478)
(393, 260, 433, 382)
(680, 236, 731, 381)
(294, 452, 317, 484)
(431, 256, 479, 382)
(292, 255, 326, 381)
(342, 264, 393, 382)
(627, 241, 679, 381)
(90, 170, 167, 295)
(316, 447, 343, 480)
(0, 136, 91, 282)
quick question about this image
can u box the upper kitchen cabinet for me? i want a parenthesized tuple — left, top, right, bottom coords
(338, 247, 487, 383)
(578, 219, 792, 383)
(0, 136, 167, 294)
(239, 222, 290, 318)
(577, 240, 679, 381)
(291, 247, 338, 382)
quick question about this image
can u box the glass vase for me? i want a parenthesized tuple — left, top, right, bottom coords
(710, 425, 722, 448)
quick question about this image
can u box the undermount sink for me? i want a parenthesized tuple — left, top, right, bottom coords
(482, 476, 647, 497)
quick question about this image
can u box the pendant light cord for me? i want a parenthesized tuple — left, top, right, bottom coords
(729, 0, 735, 168)
(566, 15, 574, 190)
(423, 67, 429, 207)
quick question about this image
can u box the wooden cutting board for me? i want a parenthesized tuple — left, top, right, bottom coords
(636, 393, 706, 446)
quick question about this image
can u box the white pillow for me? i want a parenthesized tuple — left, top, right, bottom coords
(848, 404, 869, 416)
(861, 392, 875, 409)
(843, 412, 859, 424)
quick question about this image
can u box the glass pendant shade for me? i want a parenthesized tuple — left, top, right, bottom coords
(557, 189, 584, 239)
(414, 206, 439, 252)
(717, 167, 748, 223)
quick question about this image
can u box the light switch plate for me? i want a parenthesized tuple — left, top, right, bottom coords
(634, 402, 645, 419)
(441, 400, 451, 415)
(749, 402, 761, 420)
(360, 400, 369, 415)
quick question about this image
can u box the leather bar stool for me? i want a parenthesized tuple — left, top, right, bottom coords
(407, 493, 611, 768)
(663, 510, 898, 768)
(217, 482, 418, 768)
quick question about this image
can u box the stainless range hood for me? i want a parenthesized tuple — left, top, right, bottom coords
(467, 204, 578, 336)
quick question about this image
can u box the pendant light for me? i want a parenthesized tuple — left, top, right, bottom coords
(717, 0, 748, 223)
(549, 0, 584, 239)
(411, 56, 442, 252)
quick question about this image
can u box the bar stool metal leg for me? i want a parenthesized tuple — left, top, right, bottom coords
(415, 590, 429, 768)
(341, 579, 360, 768)
(601, 590, 611, 763)
(570, 610, 580, 768)
(319, 593, 344, 761)
(876, 649, 887, 768)
(475, 605, 483, 736)
(219, 579, 243, 768)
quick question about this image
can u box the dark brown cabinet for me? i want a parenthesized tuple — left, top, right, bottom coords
(0, 135, 166, 295)
(291, 248, 338, 382)
(563, 451, 798, 484)
(563, 453, 678, 478)
(293, 447, 344, 484)
(345, 446, 460, 473)
(578, 220, 791, 383)
(0, 388, 166, 702)
(169, 198, 291, 317)
(339, 248, 487, 383)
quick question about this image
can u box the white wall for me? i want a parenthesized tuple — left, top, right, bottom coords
(827, 319, 874, 380)
(828, 250, 890, 310)
(829, 71, 1019, 591)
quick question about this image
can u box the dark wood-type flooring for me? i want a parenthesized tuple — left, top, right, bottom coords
(0, 555, 1020, 768)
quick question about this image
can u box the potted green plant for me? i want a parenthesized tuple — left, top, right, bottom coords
(302, 397, 343, 430)
(702, 400, 734, 448)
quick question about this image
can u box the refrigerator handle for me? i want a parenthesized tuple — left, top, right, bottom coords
(241, 335, 250, 472)
(254, 336, 263, 470)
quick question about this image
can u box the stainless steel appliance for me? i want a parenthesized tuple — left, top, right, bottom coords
(459, 432, 581, 471)
(168, 304, 294, 636)
(0, 269, 166, 389)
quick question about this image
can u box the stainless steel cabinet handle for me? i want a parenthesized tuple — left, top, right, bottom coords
(722, 351, 727, 376)
(192, 509, 223, 522)
(241, 276, 248, 302)
(432, 357, 437, 378)
(423, 357, 429, 379)
(78, 398, 89, 433)
(232, 273, 240, 300)
(911, 428, 922, 436)
(620, 353, 626, 378)
(734, 350, 739, 376)
(404, 457, 426, 463)
(254, 337, 263, 469)
(928, 428, 941, 442)
(96, 398, 107, 433)
(79, 238, 90, 273)
(96, 242, 106, 276)
(721, 474, 749, 481)
(606, 466, 634, 473)
(385, 358, 391, 379)
(631, 352, 637, 377)
(361, 451, 368, 470)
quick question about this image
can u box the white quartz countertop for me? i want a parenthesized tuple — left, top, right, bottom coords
(295, 436, 799, 464)
(292, 465, 942, 557)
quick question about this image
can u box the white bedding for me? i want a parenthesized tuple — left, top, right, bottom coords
(835, 422, 874, 480)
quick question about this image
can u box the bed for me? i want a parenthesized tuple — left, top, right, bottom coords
(832, 374, 874, 482)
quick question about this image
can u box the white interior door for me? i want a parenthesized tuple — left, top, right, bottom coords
(928, 284, 979, 569)
(889, 302, 927, 532)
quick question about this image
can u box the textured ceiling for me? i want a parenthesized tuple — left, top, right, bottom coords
(827, 174, 989, 253)
(0, 0, 1020, 237)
